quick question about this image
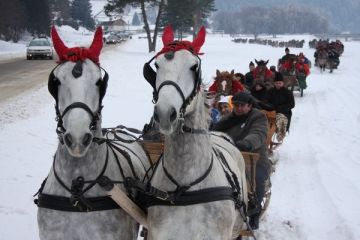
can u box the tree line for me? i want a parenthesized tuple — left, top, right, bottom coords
(105, 0, 215, 52)
(0, 0, 95, 42)
(212, 4, 330, 37)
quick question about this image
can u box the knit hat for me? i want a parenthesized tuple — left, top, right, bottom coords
(249, 61, 255, 67)
(218, 95, 231, 104)
(232, 92, 252, 104)
(285, 47, 289, 52)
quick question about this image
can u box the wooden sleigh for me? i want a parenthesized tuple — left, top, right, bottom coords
(141, 137, 272, 237)
(102, 111, 277, 237)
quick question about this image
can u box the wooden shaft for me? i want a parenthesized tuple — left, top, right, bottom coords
(108, 185, 148, 228)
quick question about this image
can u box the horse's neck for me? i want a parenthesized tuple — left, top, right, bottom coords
(55, 142, 106, 183)
(45, 128, 107, 195)
(163, 94, 212, 186)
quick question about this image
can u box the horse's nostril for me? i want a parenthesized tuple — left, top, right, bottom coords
(64, 133, 73, 147)
(170, 107, 177, 122)
(82, 133, 92, 146)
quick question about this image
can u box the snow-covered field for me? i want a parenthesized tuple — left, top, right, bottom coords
(0, 27, 359, 240)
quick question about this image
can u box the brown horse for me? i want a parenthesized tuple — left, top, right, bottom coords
(209, 69, 244, 96)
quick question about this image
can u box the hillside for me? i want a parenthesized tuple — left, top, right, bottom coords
(215, 0, 360, 32)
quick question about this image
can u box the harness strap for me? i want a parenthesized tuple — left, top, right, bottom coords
(162, 154, 214, 195)
(156, 80, 186, 103)
(35, 193, 120, 212)
(146, 187, 235, 207)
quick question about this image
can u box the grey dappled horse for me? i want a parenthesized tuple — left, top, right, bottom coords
(35, 26, 150, 240)
(143, 26, 248, 240)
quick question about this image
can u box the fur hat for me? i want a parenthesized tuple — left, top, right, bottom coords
(274, 72, 284, 82)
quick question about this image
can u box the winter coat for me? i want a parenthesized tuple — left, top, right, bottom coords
(267, 87, 295, 121)
(212, 109, 271, 170)
(295, 63, 310, 76)
(244, 71, 254, 89)
(251, 85, 274, 111)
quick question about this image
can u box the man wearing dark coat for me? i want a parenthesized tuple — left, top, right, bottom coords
(251, 82, 274, 111)
(267, 72, 295, 141)
(244, 61, 255, 90)
(212, 92, 271, 230)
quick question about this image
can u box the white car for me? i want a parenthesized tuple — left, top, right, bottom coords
(27, 37, 54, 60)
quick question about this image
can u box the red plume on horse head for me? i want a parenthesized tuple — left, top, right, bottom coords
(159, 25, 206, 55)
(51, 26, 103, 64)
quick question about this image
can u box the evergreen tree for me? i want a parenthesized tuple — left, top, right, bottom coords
(49, 0, 71, 23)
(161, 0, 193, 39)
(0, 0, 27, 41)
(132, 12, 141, 26)
(161, 0, 215, 39)
(70, 0, 95, 30)
(21, 0, 51, 35)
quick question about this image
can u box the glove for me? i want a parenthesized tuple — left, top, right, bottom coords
(236, 140, 252, 151)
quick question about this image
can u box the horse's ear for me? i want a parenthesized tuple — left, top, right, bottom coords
(192, 26, 206, 53)
(255, 59, 259, 65)
(51, 26, 68, 59)
(162, 25, 174, 46)
(265, 60, 269, 65)
(89, 27, 103, 58)
(216, 69, 220, 77)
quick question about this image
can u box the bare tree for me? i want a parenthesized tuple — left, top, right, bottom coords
(105, 0, 166, 52)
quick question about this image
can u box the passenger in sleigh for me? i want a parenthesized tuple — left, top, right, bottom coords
(295, 59, 310, 90)
(251, 81, 274, 111)
(211, 92, 271, 230)
(267, 72, 295, 142)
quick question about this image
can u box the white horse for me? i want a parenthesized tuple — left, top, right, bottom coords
(143, 26, 248, 240)
(35, 26, 150, 240)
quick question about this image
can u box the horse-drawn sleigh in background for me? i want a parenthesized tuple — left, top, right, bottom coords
(278, 53, 309, 97)
(314, 39, 344, 73)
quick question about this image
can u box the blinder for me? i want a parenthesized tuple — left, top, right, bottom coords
(143, 53, 202, 105)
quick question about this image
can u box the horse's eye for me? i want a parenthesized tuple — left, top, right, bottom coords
(190, 64, 198, 71)
(154, 63, 159, 69)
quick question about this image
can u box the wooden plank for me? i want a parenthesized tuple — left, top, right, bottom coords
(107, 185, 148, 228)
(239, 230, 254, 236)
(241, 152, 259, 193)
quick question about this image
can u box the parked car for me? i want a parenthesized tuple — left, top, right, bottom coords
(105, 34, 121, 44)
(27, 37, 53, 60)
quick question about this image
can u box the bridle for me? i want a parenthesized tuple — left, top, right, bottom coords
(48, 60, 109, 143)
(143, 43, 207, 134)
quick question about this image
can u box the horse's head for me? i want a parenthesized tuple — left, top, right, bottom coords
(49, 26, 108, 157)
(214, 70, 235, 95)
(143, 26, 205, 135)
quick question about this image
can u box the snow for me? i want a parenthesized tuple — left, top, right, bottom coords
(0, 40, 27, 61)
(1, 27, 360, 240)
